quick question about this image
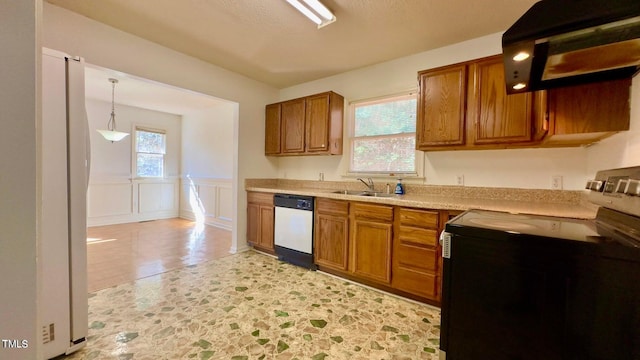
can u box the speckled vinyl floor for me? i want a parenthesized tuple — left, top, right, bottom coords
(64, 250, 441, 359)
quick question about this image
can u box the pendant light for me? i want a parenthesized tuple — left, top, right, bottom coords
(97, 78, 129, 142)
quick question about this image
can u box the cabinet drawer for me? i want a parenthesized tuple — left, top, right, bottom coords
(247, 192, 274, 206)
(392, 267, 438, 299)
(316, 198, 348, 216)
(352, 203, 393, 222)
(398, 227, 438, 247)
(395, 243, 438, 272)
(399, 208, 438, 229)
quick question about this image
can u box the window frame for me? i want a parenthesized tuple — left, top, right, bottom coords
(132, 125, 167, 179)
(345, 91, 423, 178)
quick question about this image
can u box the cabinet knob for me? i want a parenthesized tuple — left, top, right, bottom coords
(321, 144, 325, 147)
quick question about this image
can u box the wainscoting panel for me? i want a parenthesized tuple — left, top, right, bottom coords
(179, 178, 233, 230)
(217, 185, 233, 222)
(88, 177, 179, 226)
(88, 182, 133, 219)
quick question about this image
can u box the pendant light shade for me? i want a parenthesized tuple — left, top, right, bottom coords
(97, 78, 129, 142)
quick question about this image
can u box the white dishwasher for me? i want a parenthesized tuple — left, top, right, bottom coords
(274, 194, 317, 270)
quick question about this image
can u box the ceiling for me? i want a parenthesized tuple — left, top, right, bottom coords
(84, 64, 229, 116)
(47, 0, 537, 90)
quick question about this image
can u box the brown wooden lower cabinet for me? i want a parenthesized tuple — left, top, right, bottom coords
(313, 199, 447, 305)
(349, 202, 394, 285)
(246, 192, 275, 253)
(391, 207, 441, 301)
(314, 198, 349, 271)
(250, 192, 449, 305)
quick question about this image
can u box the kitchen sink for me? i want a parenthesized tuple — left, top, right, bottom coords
(331, 190, 369, 195)
(362, 192, 396, 198)
(331, 190, 396, 198)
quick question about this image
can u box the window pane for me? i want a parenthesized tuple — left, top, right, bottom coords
(136, 130, 166, 154)
(354, 97, 416, 137)
(351, 135, 415, 173)
(137, 153, 164, 177)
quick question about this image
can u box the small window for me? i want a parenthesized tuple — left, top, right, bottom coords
(349, 93, 417, 174)
(135, 127, 166, 178)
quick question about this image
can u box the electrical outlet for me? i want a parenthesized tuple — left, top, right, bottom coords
(456, 174, 464, 186)
(552, 175, 563, 190)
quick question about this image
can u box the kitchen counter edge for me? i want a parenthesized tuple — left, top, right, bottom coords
(245, 186, 597, 220)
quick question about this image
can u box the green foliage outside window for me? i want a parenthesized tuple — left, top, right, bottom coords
(136, 129, 166, 177)
(350, 95, 416, 173)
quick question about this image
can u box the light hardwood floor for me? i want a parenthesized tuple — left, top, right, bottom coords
(86, 218, 232, 292)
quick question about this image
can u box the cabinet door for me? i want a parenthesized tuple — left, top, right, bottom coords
(258, 205, 274, 250)
(265, 103, 281, 155)
(350, 219, 392, 284)
(247, 203, 259, 246)
(305, 93, 330, 153)
(315, 213, 349, 271)
(469, 56, 533, 145)
(549, 78, 631, 134)
(281, 98, 306, 153)
(416, 64, 467, 148)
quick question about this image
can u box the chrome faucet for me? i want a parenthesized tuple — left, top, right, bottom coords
(357, 177, 375, 192)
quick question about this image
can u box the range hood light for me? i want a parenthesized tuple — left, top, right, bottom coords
(502, 0, 640, 94)
(513, 83, 527, 90)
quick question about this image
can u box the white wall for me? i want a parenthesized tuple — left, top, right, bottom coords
(277, 33, 591, 190)
(0, 1, 40, 359)
(181, 104, 235, 178)
(180, 103, 235, 229)
(43, 2, 280, 253)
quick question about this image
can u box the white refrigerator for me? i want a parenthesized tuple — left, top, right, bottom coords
(41, 48, 89, 359)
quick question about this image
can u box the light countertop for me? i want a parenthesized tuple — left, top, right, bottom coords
(245, 179, 598, 219)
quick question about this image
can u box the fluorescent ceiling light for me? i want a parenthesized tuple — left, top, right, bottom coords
(286, 0, 336, 28)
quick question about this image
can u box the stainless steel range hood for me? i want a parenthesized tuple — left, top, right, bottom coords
(503, 0, 640, 94)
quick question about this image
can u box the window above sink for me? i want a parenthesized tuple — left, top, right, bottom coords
(347, 91, 424, 178)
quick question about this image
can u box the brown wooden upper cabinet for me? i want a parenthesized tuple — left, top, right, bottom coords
(542, 78, 631, 146)
(416, 54, 630, 151)
(264, 103, 281, 155)
(416, 63, 467, 147)
(281, 98, 306, 154)
(265, 91, 344, 156)
(417, 55, 544, 151)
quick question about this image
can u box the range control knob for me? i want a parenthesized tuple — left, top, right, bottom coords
(615, 179, 629, 194)
(603, 181, 616, 193)
(588, 180, 604, 192)
(625, 179, 640, 196)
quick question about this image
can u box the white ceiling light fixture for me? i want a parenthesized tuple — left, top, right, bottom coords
(286, 0, 336, 28)
(97, 78, 129, 142)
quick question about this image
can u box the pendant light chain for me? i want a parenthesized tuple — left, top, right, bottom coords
(108, 78, 118, 132)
